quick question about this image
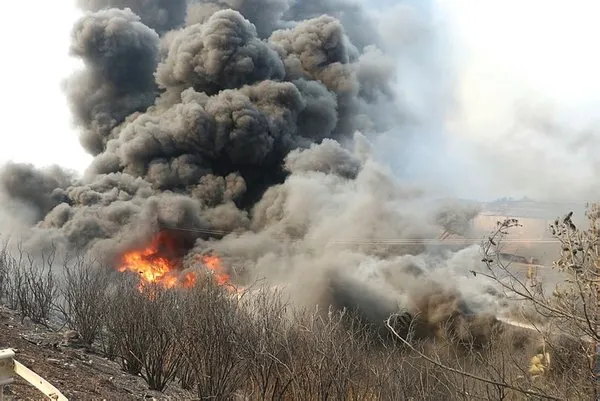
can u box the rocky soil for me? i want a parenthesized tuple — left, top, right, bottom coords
(0, 306, 196, 400)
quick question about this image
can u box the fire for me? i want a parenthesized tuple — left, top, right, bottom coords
(118, 233, 197, 290)
(200, 254, 231, 286)
(118, 232, 236, 292)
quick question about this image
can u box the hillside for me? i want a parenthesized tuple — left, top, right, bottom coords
(0, 306, 195, 401)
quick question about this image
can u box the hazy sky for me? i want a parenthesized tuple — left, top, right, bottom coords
(442, 0, 600, 200)
(0, 2, 88, 171)
(372, 0, 600, 200)
(1, 1, 599, 200)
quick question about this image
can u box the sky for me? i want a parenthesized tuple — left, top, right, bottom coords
(0, 2, 89, 172)
(1, 0, 599, 201)
(371, 0, 600, 201)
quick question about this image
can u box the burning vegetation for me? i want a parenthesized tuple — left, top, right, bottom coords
(118, 231, 233, 291)
(118, 232, 197, 290)
(198, 253, 231, 286)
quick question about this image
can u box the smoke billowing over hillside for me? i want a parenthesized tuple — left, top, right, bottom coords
(0, 0, 499, 334)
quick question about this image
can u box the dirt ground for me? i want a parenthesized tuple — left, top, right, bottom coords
(0, 306, 196, 400)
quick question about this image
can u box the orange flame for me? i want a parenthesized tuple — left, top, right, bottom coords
(200, 254, 231, 285)
(119, 233, 197, 290)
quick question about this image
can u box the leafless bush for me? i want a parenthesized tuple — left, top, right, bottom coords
(471, 209, 600, 398)
(176, 363, 196, 391)
(4, 243, 58, 326)
(375, 347, 458, 400)
(371, 207, 600, 400)
(236, 285, 295, 400)
(385, 315, 567, 400)
(104, 277, 183, 391)
(0, 241, 12, 301)
(137, 286, 184, 391)
(169, 274, 249, 399)
(279, 307, 375, 400)
(122, 271, 588, 399)
(57, 255, 110, 347)
(103, 277, 145, 375)
(479, 213, 599, 342)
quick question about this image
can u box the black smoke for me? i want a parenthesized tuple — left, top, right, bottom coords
(77, 0, 188, 34)
(66, 7, 160, 155)
(1, 0, 396, 252)
(0, 0, 493, 339)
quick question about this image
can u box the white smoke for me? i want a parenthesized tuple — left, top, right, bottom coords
(364, 0, 600, 202)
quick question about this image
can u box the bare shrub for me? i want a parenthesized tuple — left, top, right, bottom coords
(237, 285, 297, 400)
(58, 255, 110, 347)
(282, 307, 374, 400)
(176, 363, 196, 391)
(384, 318, 562, 400)
(105, 277, 183, 391)
(380, 349, 456, 400)
(169, 274, 249, 399)
(472, 210, 600, 398)
(5, 243, 58, 326)
(0, 241, 12, 301)
(137, 286, 184, 391)
(104, 276, 145, 375)
(380, 207, 600, 400)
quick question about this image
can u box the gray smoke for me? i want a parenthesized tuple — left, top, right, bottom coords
(66, 8, 160, 155)
(185, 0, 379, 49)
(0, 0, 497, 338)
(283, 0, 381, 52)
(434, 200, 481, 236)
(0, 163, 73, 223)
(187, 0, 290, 38)
(156, 10, 285, 93)
(77, 0, 188, 34)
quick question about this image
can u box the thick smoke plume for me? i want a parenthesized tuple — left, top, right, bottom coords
(77, 0, 187, 34)
(0, 0, 500, 337)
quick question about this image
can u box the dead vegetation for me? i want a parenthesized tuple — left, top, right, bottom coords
(0, 207, 600, 399)
(1, 243, 58, 326)
(58, 255, 110, 347)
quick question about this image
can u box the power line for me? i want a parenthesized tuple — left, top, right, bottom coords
(160, 225, 559, 245)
